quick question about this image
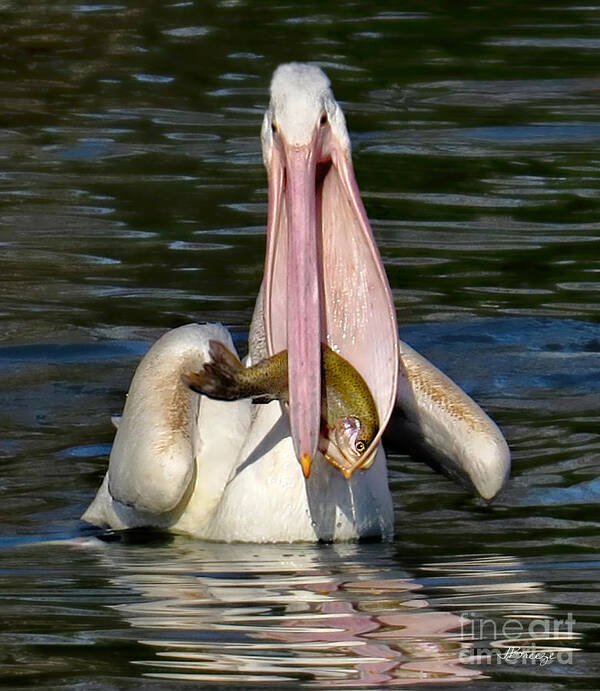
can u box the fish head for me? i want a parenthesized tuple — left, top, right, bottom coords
(317, 416, 377, 480)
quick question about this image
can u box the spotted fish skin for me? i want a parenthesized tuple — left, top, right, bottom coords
(320, 346, 379, 446)
(183, 340, 379, 446)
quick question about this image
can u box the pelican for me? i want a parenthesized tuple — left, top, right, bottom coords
(82, 63, 509, 542)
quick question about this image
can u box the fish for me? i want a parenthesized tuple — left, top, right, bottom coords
(183, 340, 380, 478)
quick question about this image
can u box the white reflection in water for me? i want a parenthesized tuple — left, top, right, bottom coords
(95, 540, 484, 686)
(419, 554, 582, 668)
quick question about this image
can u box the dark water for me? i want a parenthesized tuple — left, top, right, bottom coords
(1, 1, 600, 687)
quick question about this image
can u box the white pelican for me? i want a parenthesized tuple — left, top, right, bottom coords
(82, 63, 509, 542)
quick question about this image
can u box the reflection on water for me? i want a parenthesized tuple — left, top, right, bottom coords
(3, 538, 587, 687)
(106, 541, 474, 686)
(1, 0, 600, 687)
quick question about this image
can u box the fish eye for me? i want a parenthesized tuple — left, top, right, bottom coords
(355, 439, 367, 454)
(319, 112, 328, 127)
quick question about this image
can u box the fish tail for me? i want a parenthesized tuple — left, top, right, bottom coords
(183, 340, 248, 400)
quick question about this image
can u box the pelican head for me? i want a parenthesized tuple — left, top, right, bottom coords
(260, 63, 398, 478)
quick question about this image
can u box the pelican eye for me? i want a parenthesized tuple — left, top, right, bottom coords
(319, 112, 328, 127)
(271, 121, 278, 134)
(355, 439, 367, 454)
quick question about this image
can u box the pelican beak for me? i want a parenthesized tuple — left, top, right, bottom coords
(300, 453, 312, 478)
(264, 138, 322, 472)
(263, 65, 398, 479)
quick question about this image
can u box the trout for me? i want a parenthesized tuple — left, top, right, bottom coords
(183, 340, 379, 478)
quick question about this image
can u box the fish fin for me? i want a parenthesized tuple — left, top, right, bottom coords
(181, 370, 221, 397)
(251, 394, 278, 404)
(182, 340, 245, 401)
(208, 339, 244, 371)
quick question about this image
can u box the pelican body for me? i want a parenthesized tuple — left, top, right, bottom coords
(82, 64, 510, 542)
